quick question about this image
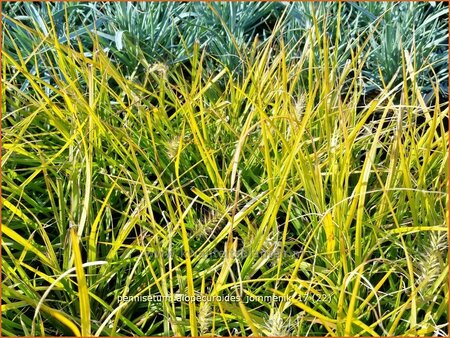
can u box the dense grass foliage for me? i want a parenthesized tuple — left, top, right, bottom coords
(2, 2, 449, 337)
(3, 2, 448, 95)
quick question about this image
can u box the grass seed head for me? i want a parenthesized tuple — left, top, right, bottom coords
(198, 300, 212, 335)
(416, 232, 447, 290)
(148, 62, 168, 78)
(166, 135, 182, 161)
(264, 311, 292, 336)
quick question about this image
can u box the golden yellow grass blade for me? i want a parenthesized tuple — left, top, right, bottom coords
(2, 223, 55, 269)
(70, 226, 91, 337)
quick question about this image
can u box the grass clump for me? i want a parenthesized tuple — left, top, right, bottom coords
(2, 3, 448, 337)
